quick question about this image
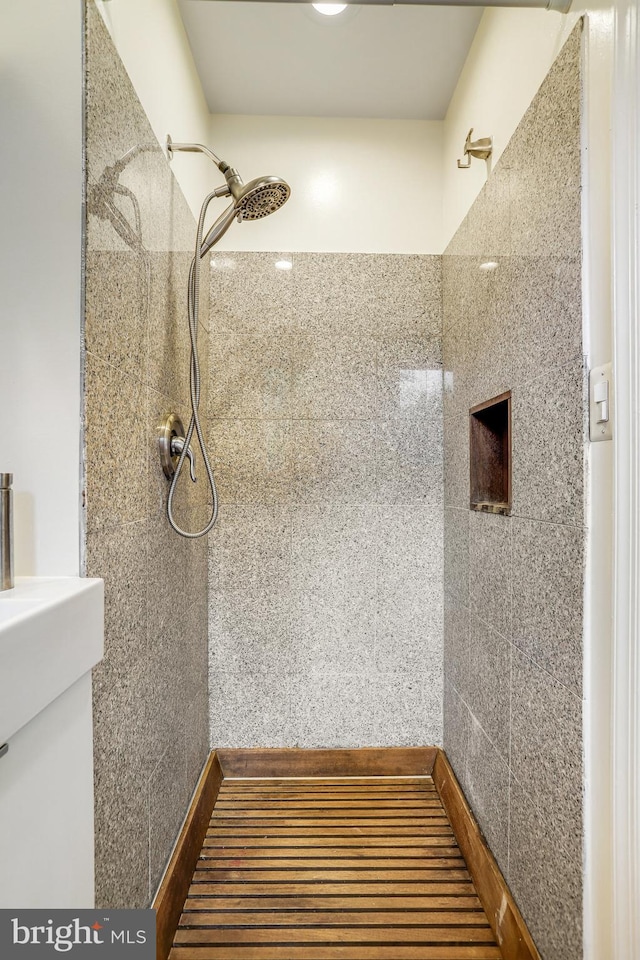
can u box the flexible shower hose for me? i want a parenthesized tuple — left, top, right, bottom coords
(167, 190, 220, 538)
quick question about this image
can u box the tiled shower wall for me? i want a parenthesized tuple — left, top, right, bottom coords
(207, 254, 444, 747)
(442, 26, 584, 960)
(84, 2, 210, 908)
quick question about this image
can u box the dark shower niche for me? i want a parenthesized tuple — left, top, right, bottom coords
(469, 391, 512, 516)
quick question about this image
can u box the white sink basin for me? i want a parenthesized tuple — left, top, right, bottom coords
(0, 577, 104, 744)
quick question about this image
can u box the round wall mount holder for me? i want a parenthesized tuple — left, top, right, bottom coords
(158, 413, 185, 480)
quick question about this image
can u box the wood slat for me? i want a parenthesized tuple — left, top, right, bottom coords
(197, 858, 466, 870)
(207, 824, 452, 836)
(223, 774, 435, 787)
(216, 748, 437, 779)
(183, 895, 485, 912)
(178, 911, 488, 928)
(210, 817, 446, 826)
(172, 766, 503, 960)
(214, 800, 442, 809)
(153, 753, 223, 960)
(188, 883, 476, 897)
(203, 835, 457, 847)
(218, 787, 438, 795)
(170, 947, 503, 959)
(200, 845, 460, 858)
(174, 927, 497, 944)
(433, 751, 540, 960)
(211, 809, 441, 819)
(193, 868, 470, 881)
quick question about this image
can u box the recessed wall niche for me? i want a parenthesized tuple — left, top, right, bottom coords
(469, 391, 511, 515)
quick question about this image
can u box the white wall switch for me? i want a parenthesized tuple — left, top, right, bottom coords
(590, 362, 613, 442)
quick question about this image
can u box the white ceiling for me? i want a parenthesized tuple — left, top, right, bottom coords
(178, 1, 483, 120)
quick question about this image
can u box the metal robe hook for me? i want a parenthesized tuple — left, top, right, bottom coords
(457, 129, 493, 169)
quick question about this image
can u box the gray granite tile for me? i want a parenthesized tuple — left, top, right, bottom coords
(93, 747, 149, 909)
(512, 358, 586, 526)
(375, 596, 443, 675)
(209, 332, 293, 419)
(469, 510, 511, 640)
(464, 717, 510, 876)
(376, 420, 443, 505)
(149, 740, 189, 898)
(209, 251, 296, 335)
(377, 504, 443, 598)
(290, 674, 380, 748)
(375, 672, 443, 747)
(294, 254, 441, 340)
(444, 414, 469, 509)
(506, 256, 582, 389)
(506, 27, 582, 261)
(293, 252, 386, 338)
(290, 505, 377, 599)
(86, 0, 208, 917)
(291, 588, 376, 676)
(467, 618, 511, 762)
(85, 354, 148, 530)
(146, 387, 192, 526)
(444, 507, 468, 603)
(512, 517, 584, 695)
(465, 165, 512, 262)
(85, 250, 149, 383)
(292, 419, 377, 504)
(85, 4, 193, 253)
(86, 520, 148, 683)
(292, 334, 377, 420)
(443, 681, 469, 794)
(510, 647, 583, 824)
(369, 255, 442, 339)
(442, 313, 469, 421)
(376, 339, 442, 420)
(376, 499, 442, 672)
(185, 689, 211, 795)
(509, 776, 582, 960)
(209, 505, 291, 594)
(444, 592, 469, 700)
(147, 251, 194, 405)
(209, 418, 293, 504)
(209, 589, 294, 674)
(209, 669, 293, 748)
(465, 267, 515, 412)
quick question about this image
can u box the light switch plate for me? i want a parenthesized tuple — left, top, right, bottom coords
(590, 362, 613, 442)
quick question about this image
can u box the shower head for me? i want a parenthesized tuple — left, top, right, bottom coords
(223, 169, 291, 222)
(166, 137, 291, 240)
(196, 174, 291, 258)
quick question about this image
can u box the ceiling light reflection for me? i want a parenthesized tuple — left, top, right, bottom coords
(312, 3, 348, 15)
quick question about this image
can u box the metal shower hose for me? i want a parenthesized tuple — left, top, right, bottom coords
(167, 191, 220, 538)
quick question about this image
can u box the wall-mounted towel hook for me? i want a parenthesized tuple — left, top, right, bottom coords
(457, 129, 493, 169)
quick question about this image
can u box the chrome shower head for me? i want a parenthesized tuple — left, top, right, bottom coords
(222, 167, 290, 221)
(233, 176, 291, 221)
(166, 138, 291, 251)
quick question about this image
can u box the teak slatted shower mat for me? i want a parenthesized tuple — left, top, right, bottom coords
(170, 775, 502, 960)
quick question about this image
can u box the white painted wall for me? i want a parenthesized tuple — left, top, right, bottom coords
(443, 7, 583, 246)
(0, 0, 82, 576)
(209, 115, 443, 253)
(95, 0, 213, 222)
(96, 1, 444, 254)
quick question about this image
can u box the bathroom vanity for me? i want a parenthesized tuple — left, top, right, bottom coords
(0, 577, 103, 907)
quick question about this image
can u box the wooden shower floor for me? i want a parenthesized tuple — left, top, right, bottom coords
(169, 775, 502, 960)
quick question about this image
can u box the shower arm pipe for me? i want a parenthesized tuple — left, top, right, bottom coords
(206, 0, 572, 11)
(166, 136, 233, 174)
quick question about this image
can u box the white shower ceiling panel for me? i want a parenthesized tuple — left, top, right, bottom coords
(178, 1, 483, 120)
